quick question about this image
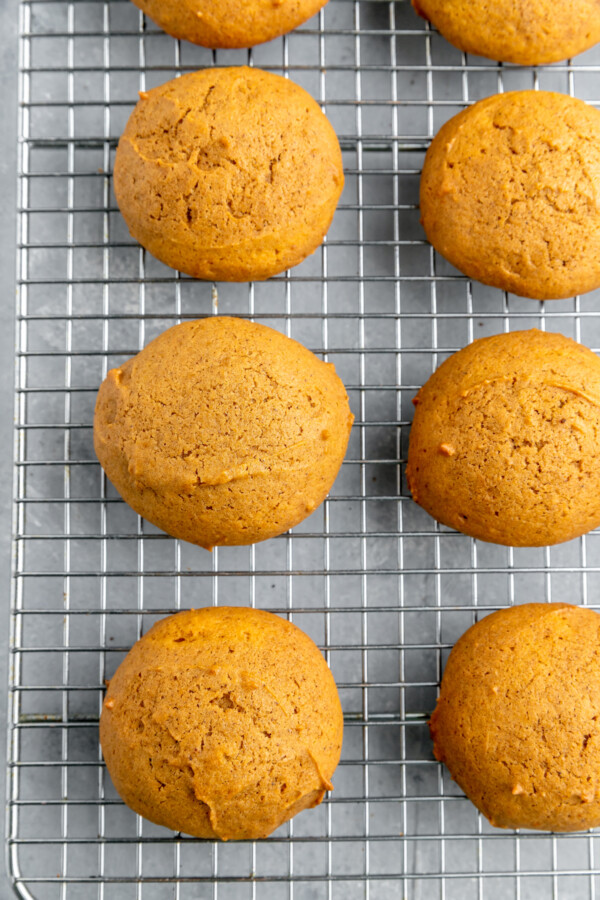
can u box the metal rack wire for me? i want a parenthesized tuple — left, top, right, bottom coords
(8, 0, 600, 897)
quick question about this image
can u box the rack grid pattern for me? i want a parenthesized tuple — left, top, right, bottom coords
(9, 0, 600, 897)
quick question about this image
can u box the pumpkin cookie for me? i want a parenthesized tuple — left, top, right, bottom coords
(413, 0, 600, 65)
(113, 67, 344, 282)
(131, 0, 329, 48)
(431, 603, 600, 831)
(420, 91, 600, 300)
(406, 329, 600, 546)
(101, 606, 344, 840)
(94, 316, 353, 549)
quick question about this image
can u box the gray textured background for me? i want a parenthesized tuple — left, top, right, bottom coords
(0, 0, 18, 891)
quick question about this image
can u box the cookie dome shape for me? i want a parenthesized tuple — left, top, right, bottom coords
(131, 0, 329, 49)
(100, 607, 344, 840)
(430, 603, 600, 831)
(412, 0, 600, 66)
(420, 91, 600, 300)
(406, 329, 600, 546)
(94, 316, 353, 549)
(113, 67, 344, 282)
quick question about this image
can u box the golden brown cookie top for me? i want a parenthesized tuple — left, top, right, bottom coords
(131, 0, 328, 48)
(420, 91, 600, 300)
(100, 607, 343, 840)
(94, 316, 353, 549)
(413, 0, 600, 65)
(113, 67, 344, 282)
(96, 315, 351, 495)
(430, 603, 600, 831)
(405, 329, 600, 546)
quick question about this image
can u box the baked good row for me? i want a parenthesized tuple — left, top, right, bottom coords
(114, 65, 600, 300)
(101, 601, 600, 838)
(95, 319, 600, 549)
(114, 3, 600, 297)
(132, 0, 600, 66)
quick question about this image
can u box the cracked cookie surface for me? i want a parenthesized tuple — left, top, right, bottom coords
(100, 606, 343, 840)
(93, 316, 353, 549)
(405, 329, 600, 546)
(420, 91, 600, 299)
(412, 0, 600, 65)
(430, 603, 600, 831)
(130, 0, 329, 48)
(113, 66, 344, 282)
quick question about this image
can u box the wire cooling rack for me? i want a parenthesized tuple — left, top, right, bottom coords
(9, 0, 600, 897)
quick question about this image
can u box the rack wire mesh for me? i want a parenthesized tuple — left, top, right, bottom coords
(9, 0, 600, 896)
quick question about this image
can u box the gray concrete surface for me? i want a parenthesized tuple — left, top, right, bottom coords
(0, 0, 18, 893)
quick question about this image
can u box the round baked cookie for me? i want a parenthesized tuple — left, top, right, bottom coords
(431, 603, 600, 831)
(420, 91, 600, 300)
(405, 329, 600, 547)
(100, 607, 344, 840)
(94, 316, 353, 549)
(412, 0, 600, 65)
(113, 67, 344, 282)
(131, 0, 329, 48)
